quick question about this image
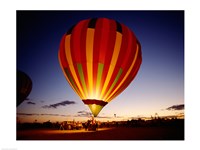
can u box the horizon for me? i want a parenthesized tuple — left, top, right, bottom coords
(17, 106, 184, 123)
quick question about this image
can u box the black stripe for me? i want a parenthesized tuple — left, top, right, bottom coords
(116, 21, 122, 33)
(82, 99, 108, 106)
(88, 18, 97, 28)
(66, 24, 75, 35)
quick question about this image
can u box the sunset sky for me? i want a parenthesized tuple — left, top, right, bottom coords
(17, 11, 184, 123)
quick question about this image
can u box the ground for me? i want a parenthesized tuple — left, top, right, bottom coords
(17, 126, 184, 140)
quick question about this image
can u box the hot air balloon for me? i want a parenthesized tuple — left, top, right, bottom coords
(17, 70, 32, 106)
(58, 18, 142, 117)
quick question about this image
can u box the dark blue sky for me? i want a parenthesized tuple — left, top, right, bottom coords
(17, 11, 184, 122)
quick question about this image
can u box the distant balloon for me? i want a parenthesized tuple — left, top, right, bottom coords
(17, 70, 32, 106)
(59, 18, 142, 117)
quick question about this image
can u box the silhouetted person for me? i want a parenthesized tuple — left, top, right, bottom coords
(95, 122, 98, 131)
(60, 122, 64, 130)
(84, 122, 88, 131)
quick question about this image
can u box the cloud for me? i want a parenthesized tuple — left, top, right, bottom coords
(17, 113, 69, 117)
(27, 101, 36, 105)
(17, 113, 39, 116)
(96, 116, 112, 119)
(40, 113, 70, 117)
(96, 115, 124, 119)
(76, 110, 92, 117)
(42, 100, 76, 109)
(166, 104, 184, 111)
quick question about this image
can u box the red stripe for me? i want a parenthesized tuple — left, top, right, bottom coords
(70, 20, 88, 63)
(100, 19, 117, 94)
(98, 18, 110, 63)
(127, 57, 142, 86)
(59, 35, 69, 68)
(121, 25, 137, 69)
(93, 18, 103, 63)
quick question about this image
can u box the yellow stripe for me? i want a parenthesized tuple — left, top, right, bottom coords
(100, 32, 122, 100)
(105, 44, 139, 102)
(65, 35, 87, 99)
(58, 49, 84, 99)
(86, 28, 94, 98)
(95, 63, 104, 99)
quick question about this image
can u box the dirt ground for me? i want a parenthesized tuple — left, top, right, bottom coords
(17, 126, 184, 140)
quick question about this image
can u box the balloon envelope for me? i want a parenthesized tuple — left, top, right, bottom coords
(17, 70, 32, 106)
(59, 18, 142, 116)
